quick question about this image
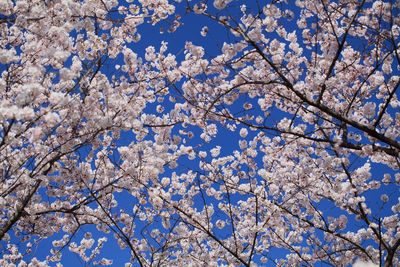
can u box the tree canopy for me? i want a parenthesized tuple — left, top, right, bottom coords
(0, 0, 400, 266)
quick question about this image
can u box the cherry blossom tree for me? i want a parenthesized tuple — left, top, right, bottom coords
(1, 0, 400, 266)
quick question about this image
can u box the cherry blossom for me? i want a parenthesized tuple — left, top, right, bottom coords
(0, 0, 400, 266)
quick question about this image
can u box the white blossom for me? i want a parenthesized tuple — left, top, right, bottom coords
(363, 102, 376, 119)
(210, 146, 221, 157)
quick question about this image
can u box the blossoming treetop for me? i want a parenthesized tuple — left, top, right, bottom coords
(0, 0, 399, 266)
